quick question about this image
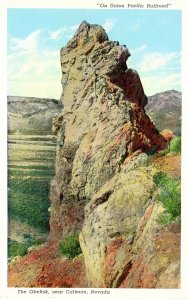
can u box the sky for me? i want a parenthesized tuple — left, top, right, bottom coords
(7, 9, 181, 98)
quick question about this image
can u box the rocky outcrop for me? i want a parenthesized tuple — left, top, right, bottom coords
(80, 166, 180, 287)
(49, 21, 179, 287)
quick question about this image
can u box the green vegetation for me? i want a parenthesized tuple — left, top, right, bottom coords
(8, 134, 56, 261)
(146, 136, 181, 157)
(153, 172, 181, 225)
(9, 178, 51, 232)
(153, 171, 168, 186)
(146, 148, 157, 156)
(8, 240, 28, 257)
(8, 164, 54, 170)
(161, 136, 181, 156)
(58, 234, 82, 259)
(169, 136, 181, 154)
(8, 236, 44, 258)
(160, 147, 169, 156)
(8, 135, 56, 233)
(9, 168, 54, 177)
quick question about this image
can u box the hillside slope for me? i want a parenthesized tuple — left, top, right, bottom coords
(8, 96, 63, 135)
(146, 90, 181, 135)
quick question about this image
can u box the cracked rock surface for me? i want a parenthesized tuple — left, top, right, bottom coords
(49, 21, 179, 288)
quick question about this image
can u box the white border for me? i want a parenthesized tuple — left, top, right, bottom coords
(1, 0, 186, 9)
(1, 0, 188, 299)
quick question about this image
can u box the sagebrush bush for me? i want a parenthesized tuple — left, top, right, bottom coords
(8, 239, 28, 257)
(8, 236, 44, 258)
(159, 136, 181, 156)
(160, 147, 170, 156)
(157, 212, 175, 225)
(153, 172, 168, 186)
(153, 172, 181, 225)
(169, 136, 181, 154)
(58, 233, 82, 259)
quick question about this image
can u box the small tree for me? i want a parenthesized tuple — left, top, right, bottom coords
(169, 136, 181, 154)
(153, 172, 181, 225)
(58, 233, 82, 259)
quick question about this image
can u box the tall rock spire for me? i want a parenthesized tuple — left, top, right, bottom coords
(50, 21, 169, 242)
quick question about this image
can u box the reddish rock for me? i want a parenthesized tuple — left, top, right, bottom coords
(49, 21, 169, 242)
(9, 21, 180, 289)
(120, 227, 180, 288)
(120, 254, 158, 288)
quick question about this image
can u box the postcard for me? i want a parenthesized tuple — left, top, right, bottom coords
(0, 0, 188, 299)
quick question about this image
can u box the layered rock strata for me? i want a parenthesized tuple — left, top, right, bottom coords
(49, 21, 179, 287)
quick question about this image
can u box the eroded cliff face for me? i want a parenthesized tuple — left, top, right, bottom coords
(49, 21, 179, 288)
(80, 164, 180, 287)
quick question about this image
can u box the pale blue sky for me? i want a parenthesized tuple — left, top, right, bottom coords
(7, 9, 181, 98)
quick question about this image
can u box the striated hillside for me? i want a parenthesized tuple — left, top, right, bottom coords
(8, 96, 63, 135)
(8, 96, 60, 250)
(146, 90, 181, 135)
(8, 21, 180, 288)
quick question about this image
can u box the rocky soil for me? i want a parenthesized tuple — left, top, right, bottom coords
(8, 243, 86, 287)
(8, 21, 180, 288)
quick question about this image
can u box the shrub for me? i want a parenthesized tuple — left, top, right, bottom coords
(153, 172, 181, 225)
(153, 172, 168, 186)
(159, 136, 181, 156)
(8, 239, 28, 257)
(160, 147, 170, 156)
(169, 136, 181, 154)
(58, 233, 82, 259)
(8, 236, 44, 258)
(146, 148, 157, 156)
(157, 212, 175, 225)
